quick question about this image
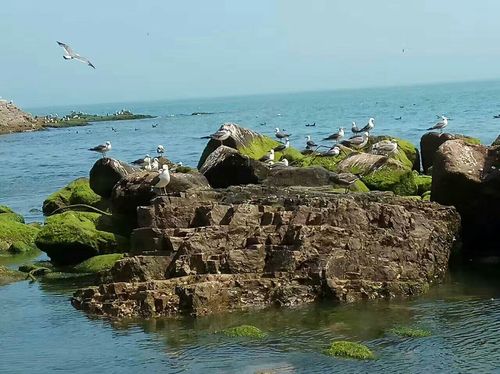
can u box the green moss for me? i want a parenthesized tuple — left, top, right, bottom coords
(35, 211, 128, 265)
(0, 265, 25, 286)
(389, 326, 432, 338)
(220, 325, 266, 338)
(362, 167, 417, 196)
(8, 241, 34, 253)
(0, 205, 15, 214)
(415, 174, 432, 195)
(0, 213, 39, 252)
(239, 136, 282, 160)
(42, 178, 102, 215)
(422, 191, 431, 201)
(353, 179, 370, 192)
(462, 137, 481, 145)
(370, 136, 419, 169)
(175, 165, 195, 173)
(73, 253, 124, 273)
(323, 341, 375, 360)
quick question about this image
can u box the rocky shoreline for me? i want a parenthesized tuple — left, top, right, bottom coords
(1, 122, 499, 319)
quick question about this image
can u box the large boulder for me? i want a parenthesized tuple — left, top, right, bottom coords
(111, 170, 210, 233)
(35, 211, 128, 265)
(0, 206, 39, 253)
(432, 139, 500, 256)
(199, 146, 270, 188)
(42, 177, 105, 215)
(89, 158, 139, 198)
(420, 132, 480, 174)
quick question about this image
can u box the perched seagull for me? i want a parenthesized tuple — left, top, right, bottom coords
(351, 121, 362, 134)
(57, 41, 96, 69)
(89, 141, 111, 158)
(427, 116, 448, 132)
(210, 128, 231, 145)
(371, 140, 398, 155)
(131, 154, 151, 166)
(144, 158, 153, 171)
(336, 173, 360, 193)
(305, 135, 317, 148)
(359, 118, 375, 133)
(157, 145, 165, 157)
(270, 158, 289, 167)
(259, 149, 275, 163)
(323, 127, 345, 141)
(151, 157, 159, 171)
(152, 164, 171, 195)
(274, 138, 290, 152)
(341, 132, 369, 149)
(275, 128, 291, 140)
(323, 145, 340, 156)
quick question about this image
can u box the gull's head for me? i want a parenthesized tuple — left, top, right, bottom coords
(306, 135, 311, 140)
(442, 116, 448, 120)
(157, 144, 164, 150)
(369, 118, 375, 123)
(270, 149, 275, 154)
(275, 127, 280, 132)
(153, 158, 158, 162)
(105, 141, 111, 146)
(352, 122, 356, 126)
(340, 127, 345, 131)
(162, 164, 169, 171)
(333, 146, 340, 151)
(282, 158, 289, 166)
(145, 154, 150, 158)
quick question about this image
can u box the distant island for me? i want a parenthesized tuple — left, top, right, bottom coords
(0, 100, 154, 135)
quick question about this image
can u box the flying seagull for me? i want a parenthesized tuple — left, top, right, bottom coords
(427, 116, 448, 132)
(89, 141, 111, 158)
(323, 127, 345, 141)
(57, 41, 96, 69)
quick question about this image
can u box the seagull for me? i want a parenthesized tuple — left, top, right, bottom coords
(274, 138, 290, 152)
(324, 145, 341, 156)
(336, 173, 360, 193)
(427, 116, 448, 132)
(210, 128, 231, 145)
(152, 164, 171, 195)
(259, 149, 275, 163)
(131, 154, 151, 166)
(359, 118, 375, 133)
(151, 157, 159, 171)
(57, 41, 95, 69)
(371, 140, 398, 155)
(152, 123, 158, 128)
(89, 141, 111, 158)
(323, 127, 345, 141)
(157, 145, 165, 157)
(351, 122, 362, 133)
(275, 128, 291, 140)
(305, 135, 317, 148)
(270, 158, 289, 167)
(341, 132, 369, 149)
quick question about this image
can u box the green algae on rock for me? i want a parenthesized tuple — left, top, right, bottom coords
(42, 177, 104, 215)
(323, 341, 375, 360)
(362, 166, 418, 196)
(415, 174, 432, 195)
(0, 265, 25, 286)
(389, 326, 432, 338)
(73, 253, 125, 273)
(0, 208, 40, 252)
(220, 325, 266, 338)
(35, 211, 128, 265)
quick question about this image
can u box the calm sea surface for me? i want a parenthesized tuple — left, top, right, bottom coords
(1, 81, 499, 373)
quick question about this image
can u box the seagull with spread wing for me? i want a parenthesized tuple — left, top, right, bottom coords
(57, 41, 96, 69)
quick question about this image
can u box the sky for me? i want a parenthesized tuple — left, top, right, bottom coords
(1, 0, 500, 108)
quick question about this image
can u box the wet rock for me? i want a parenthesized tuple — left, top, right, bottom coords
(72, 185, 460, 318)
(0, 266, 25, 286)
(89, 158, 139, 198)
(0, 206, 39, 252)
(420, 132, 481, 174)
(369, 135, 421, 171)
(35, 211, 128, 265)
(432, 139, 500, 256)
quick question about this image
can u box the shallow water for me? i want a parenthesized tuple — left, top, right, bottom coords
(1, 81, 500, 373)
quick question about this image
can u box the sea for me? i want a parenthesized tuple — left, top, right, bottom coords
(0, 80, 499, 373)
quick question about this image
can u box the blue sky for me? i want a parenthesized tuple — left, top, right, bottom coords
(1, 0, 499, 107)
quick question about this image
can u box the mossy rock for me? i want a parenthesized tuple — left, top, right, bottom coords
(422, 191, 431, 201)
(0, 210, 40, 252)
(362, 166, 418, 196)
(462, 137, 481, 145)
(175, 165, 195, 173)
(8, 241, 35, 254)
(35, 211, 129, 265)
(415, 174, 432, 195)
(0, 205, 15, 214)
(370, 136, 420, 170)
(389, 326, 432, 338)
(42, 178, 105, 215)
(0, 265, 25, 286)
(323, 341, 375, 360)
(220, 325, 266, 338)
(73, 253, 124, 273)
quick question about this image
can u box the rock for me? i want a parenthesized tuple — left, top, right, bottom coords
(0, 266, 25, 286)
(73, 254, 125, 274)
(420, 132, 481, 174)
(35, 211, 128, 265)
(415, 174, 432, 195)
(0, 101, 40, 135)
(336, 153, 417, 195)
(0, 207, 39, 252)
(492, 135, 500, 147)
(72, 185, 460, 318)
(89, 158, 139, 198)
(111, 170, 210, 233)
(42, 178, 105, 215)
(432, 139, 500, 256)
(199, 146, 270, 188)
(369, 135, 420, 171)
(323, 341, 375, 360)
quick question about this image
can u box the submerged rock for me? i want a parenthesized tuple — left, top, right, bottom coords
(72, 185, 460, 319)
(0, 206, 39, 253)
(35, 211, 128, 265)
(0, 266, 25, 286)
(432, 139, 500, 256)
(89, 158, 139, 198)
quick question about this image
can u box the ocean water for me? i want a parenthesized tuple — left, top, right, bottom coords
(1, 80, 500, 373)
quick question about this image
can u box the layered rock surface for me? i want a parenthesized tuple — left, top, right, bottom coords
(72, 186, 460, 318)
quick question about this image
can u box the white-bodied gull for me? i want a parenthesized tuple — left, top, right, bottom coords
(57, 41, 96, 69)
(323, 127, 345, 141)
(157, 145, 165, 157)
(131, 154, 151, 166)
(358, 118, 375, 133)
(89, 141, 111, 158)
(305, 135, 317, 148)
(371, 140, 398, 155)
(274, 138, 290, 152)
(341, 132, 369, 149)
(152, 164, 171, 195)
(427, 116, 448, 132)
(351, 121, 362, 133)
(259, 149, 275, 163)
(275, 128, 291, 140)
(210, 128, 231, 145)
